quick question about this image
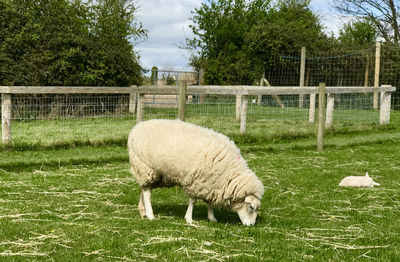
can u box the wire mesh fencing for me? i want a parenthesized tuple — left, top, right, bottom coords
(5, 94, 135, 147)
(2, 43, 400, 148)
(265, 43, 400, 103)
(0, 88, 391, 148)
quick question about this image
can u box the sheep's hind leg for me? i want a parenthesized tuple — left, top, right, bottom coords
(142, 188, 155, 220)
(138, 191, 146, 218)
(207, 205, 217, 222)
(184, 198, 196, 224)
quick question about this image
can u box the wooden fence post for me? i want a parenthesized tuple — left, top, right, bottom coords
(129, 92, 137, 114)
(178, 80, 187, 121)
(258, 78, 263, 106)
(326, 93, 334, 128)
(317, 83, 326, 151)
(199, 69, 206, 104)
(136, 93, 144, 123)
(374, 42, 381, 109)
(240, 95, 248, 134)
(309, 93, 316, 123)
(2, 93, 12, 144)
(299, 46, 306, 108)
(380, 85, 392, 124)
(236, 94, 242, 121)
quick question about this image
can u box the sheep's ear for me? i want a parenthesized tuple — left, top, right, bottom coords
(245, 196, 253, 204)
(365, 172, 369, 177)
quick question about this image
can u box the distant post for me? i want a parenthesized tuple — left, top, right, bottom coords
(240, 95, 248, 134)
(178, 80, 187, 121)
(136, 93, 144, 123)
(325, 93, 335, 128)
(374, 42, 381, 109)
(236, 94, 242, 121)
(151, 66, 158, 85)
(317, 83, 326, 151)
(2, 93, 12, 144)
(299, 47, 306, 108)
(199, 69, 206, 104)
(129, 92, 137, 114)
(309, 93, 316, 123)
(380, 85, 392, 124)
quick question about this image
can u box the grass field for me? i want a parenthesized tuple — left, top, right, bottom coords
(1, 111, 400, 261)
(6, 103, 386, 149)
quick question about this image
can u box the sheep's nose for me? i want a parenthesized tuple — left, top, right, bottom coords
(242, 220, 255, 226)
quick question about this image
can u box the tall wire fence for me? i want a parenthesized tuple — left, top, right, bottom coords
(1, 44, 399, 147)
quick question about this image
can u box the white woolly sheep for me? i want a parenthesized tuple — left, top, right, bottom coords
(127, 119, 264, 226)
(339, 172, 380, 187)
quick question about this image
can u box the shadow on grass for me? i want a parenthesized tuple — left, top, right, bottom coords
(153, 203, 248, 226)
(0, 137, 128, 151)
(0, 153, 128, 172)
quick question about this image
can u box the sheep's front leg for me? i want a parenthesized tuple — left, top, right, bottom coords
(207, 205, 217, 222)
(184, 198, 196, 224)
(138, 191, 146, 218)
(142, 188, 155, 220)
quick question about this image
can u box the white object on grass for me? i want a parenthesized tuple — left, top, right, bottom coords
(339, 172, 380, 188)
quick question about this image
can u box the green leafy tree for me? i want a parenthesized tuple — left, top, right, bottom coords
(338, 19, 377, 47)
(187, 0, 270, 84)
(246, 0, 327, 77)
(187, 0, 327, 85)
(89, 0, 147, 86)
(0, 0, 146, 86)
(150, 66, 158, 85)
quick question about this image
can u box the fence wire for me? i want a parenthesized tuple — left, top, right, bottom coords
(0, 91, 387, 147)
(2, 43, 400, 147)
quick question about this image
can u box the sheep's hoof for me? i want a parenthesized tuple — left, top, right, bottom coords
(185, 216, 193, 224)
(138, 209, 146, 218)
(147, 214, 155, 220)
(208, 217, 217, 222)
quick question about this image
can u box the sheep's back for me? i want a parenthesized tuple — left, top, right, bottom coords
(128, 119, 245, 188)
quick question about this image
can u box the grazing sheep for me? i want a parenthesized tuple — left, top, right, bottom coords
(339, 172, 380, 187)
(127, 119, 264, 226)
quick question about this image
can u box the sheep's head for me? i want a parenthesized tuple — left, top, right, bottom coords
(234, 195, 261, 226)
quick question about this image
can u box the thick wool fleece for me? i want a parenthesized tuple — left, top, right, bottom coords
(127, 119, 264, 209)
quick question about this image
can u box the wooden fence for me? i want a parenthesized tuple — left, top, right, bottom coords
(0, 86, 137, 145)
(0, 83, 397, 149)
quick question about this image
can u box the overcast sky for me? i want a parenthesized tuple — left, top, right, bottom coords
(135, 0, 346, 72)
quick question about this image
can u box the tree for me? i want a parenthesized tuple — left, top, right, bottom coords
(89, 0, 147, 86)
(150, 66, 158, 85)
(337, 19, 378, 87)
(246, 0, 327, 74)
(338, 19, 377, 47)
(187, 0, 271, 85)
(332, 0, 400, 43)
(187, 0, 327, 85)
(0, 0, 146, 86)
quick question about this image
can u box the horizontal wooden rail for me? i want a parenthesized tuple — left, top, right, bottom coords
(129, 85, 396, 96)
(0, 86, 137, 94)
(0, 85, 396, 95)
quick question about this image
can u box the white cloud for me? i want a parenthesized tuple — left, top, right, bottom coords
(309, 0, 352, 36)
(135, 0, 202, 71)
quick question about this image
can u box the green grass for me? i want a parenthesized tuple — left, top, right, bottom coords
(5, 104, 395, 149)
(1, 111, 400, 260)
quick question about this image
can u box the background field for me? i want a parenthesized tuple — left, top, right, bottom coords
(1, 112, 400, 261)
